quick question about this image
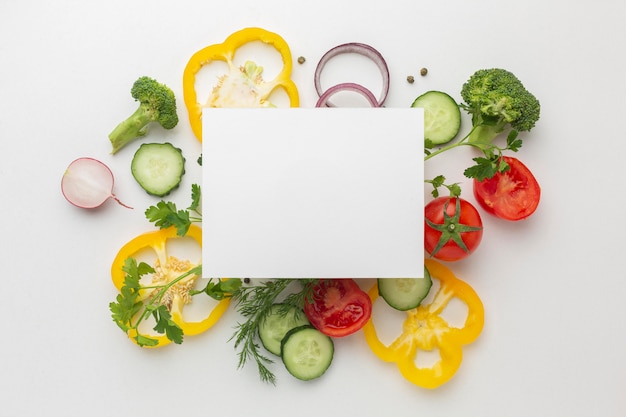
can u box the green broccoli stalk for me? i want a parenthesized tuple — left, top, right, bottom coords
(424, 68, 540, 181)
(460, 68, 540, 145)
(108, 76, 179, 154)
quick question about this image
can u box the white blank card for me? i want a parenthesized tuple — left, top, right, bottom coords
(202, 108, 423, 279)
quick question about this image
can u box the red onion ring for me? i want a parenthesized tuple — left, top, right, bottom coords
(315, 82, 379, 108)
(314, 42, 390, 107)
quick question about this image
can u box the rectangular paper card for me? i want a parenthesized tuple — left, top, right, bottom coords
(202, 108, 424, 279)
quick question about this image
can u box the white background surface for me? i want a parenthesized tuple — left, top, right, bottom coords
(1, 0, 625, 416)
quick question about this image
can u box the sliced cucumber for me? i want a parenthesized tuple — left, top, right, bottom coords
(281, 325, 334, 381)
(131, 142, 185, 197)
(258, 304, 310, 356)
(411, 91, 461, 145)
(378, 266, 432, 311)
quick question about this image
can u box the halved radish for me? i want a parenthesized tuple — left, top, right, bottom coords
(61, 157, 131, 209)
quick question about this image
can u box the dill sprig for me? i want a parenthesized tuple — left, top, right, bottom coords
(230, 278, 318, 384)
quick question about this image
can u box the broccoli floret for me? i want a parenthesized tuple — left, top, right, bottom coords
(460, 68, 540, 144)
(108, 76, 179, 154)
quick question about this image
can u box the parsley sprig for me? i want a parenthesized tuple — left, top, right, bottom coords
(462, 130, 521, 180)
(426, 175, 462, 198)
(145, 183, 202, 236)
(425, 128, 523, 196)
(191, 278, 243, 300)
(109, 257, 201, 347)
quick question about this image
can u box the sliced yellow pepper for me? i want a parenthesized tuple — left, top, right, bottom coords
(111, 225, 230, 347)
(363, 259, 484, 389)
(182, 27, 300, 141)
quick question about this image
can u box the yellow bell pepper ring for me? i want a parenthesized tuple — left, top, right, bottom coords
(182, 27, 300, 141)
(111, 225, 230, 347)
(363, 259, 484, 389)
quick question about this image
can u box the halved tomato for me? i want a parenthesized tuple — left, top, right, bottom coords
(473, 156, 541, 221)
(303, 279, 372, 338)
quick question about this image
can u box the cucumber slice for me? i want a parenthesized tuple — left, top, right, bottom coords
(258, 304, 310, 356)
(378, 266, 432, 311)
(281, 325, 334, 381)
(131, 142, 185, 197)
(411, 91, 461, 145)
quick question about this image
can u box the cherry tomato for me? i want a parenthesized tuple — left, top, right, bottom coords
(303, 279, 372, 338)
(473, 156, 541, 221)
(424, 197, 483, 262)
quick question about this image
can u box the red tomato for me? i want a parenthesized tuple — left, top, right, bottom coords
(473, 156, 541, 221)
(424, 197, 483, 262)
(303, 279, 372, 338)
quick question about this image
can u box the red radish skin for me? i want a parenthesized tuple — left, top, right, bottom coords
(61, 157, 132, 209)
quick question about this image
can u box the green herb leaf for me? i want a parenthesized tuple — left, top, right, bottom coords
(110, 292, 141, 329)
(494, 158, 508, 175)
(135, 334, 159, 347)
(464, 157, 498, 181)
(447, 183, 462, 197)
(152, 305, 184, 344)
(428, 175, 445, 198)
(136, 261, 155, 277)
(506, 130, 523, 152)
(110, 258, 152, 331)
(145, 184, 202, 236)
(425, 175, 462, 198)
(189, 184, 201, 212)
(145, 201, 191, 236)
(192, 278, 243, 300)
(122, 257, 154, 284)
(431, 175, 445, 188)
